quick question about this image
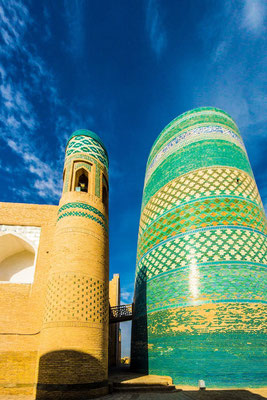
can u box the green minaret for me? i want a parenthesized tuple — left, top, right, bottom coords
(131, 107, 267, 387)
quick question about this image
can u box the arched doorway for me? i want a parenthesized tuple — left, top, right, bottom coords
(0, 234, 36, 283)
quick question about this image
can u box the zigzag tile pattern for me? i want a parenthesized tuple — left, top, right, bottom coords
(66, 136, 108, 169)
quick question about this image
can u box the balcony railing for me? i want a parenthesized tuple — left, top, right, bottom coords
(109, 304, 133, 323)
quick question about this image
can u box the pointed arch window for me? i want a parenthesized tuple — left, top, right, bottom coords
(74, 168, 89, 193)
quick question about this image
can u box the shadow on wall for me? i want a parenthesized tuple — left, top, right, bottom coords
(36, 350, 108, 400)
(130, 279, 148, 373)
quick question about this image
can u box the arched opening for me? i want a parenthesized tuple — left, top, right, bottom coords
(74, 168, 89, 192)
(0, 234, 36, 283)
(102, 175, 108, 208)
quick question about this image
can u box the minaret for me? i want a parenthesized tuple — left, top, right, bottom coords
(37, 130, 109, 399)
(131, 107, 267, 387)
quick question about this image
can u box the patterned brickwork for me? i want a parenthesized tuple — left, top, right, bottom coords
(74, 161, 92, 172)
(66, 135, 108, 169)
(147, 107, 240, 166)
(63, 152, 107, 196)
(136, 228, 267, 282)
(39, 130, 109, 398)
(137, 200, 267, 261)
(139, 167, 263, 235)
(57, 202, 108, 231)
(131, 107, 267, 387)
(43, 272, 108, 327)
(142, 140, 253, 209)
(145, 125, 246, 184)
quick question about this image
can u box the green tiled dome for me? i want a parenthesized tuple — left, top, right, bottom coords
(67, 129, 108, 156)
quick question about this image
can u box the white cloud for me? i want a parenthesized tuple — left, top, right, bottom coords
(194, 0, 267, 210)
(6, 115, 20, 128)
(197, 1, 267, 129)
(145, 0, 166, 57)
(121, 289, 133, 303)
(0, 1, 72, 202)
(242, 0, 266, 34)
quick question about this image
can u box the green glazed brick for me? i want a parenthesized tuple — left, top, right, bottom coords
(57, 202, 108, 231)
(131, 107, 267, 387)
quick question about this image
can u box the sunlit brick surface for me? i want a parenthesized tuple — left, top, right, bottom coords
(38, 130, 109, 398)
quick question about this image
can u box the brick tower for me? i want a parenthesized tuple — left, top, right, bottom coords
(131, 107, 267, 387)
(37, 130, 109, 399)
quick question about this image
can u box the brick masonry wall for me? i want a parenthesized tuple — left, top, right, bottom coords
(109, 274, 120, 367)
(0, 202, 57, 396)
(37, 132, 109, 399)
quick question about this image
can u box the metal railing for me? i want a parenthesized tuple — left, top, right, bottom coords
(109, 303, 133, 323)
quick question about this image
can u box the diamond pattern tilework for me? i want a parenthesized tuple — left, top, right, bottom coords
(136, 228, 267, 282)
(132, 107, 267, 386)
(139, 167, 263, 235)
(57, 202, 108, 231)
(58, 202, 107, 223)
(142, 140, 253, 210)
(137, 197, 267, 260)
(43, 272, 109, 327)
(66, 135, 108, 169)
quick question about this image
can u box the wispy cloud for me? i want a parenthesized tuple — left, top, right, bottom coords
(63, 0, 85, 58)
(0, 1, 63, 202)
(195, 0, 267, 211)
(145, 0, 166, 57)
(242, 0, 266, 35)
(0, 0, 95, 203)
(197, 0, 267, 127)
(121, 289, 133, 303)
(43, 6, 52, 42)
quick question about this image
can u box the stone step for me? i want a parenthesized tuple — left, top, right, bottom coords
(113, 384, 177, 392)
(113, 382, 172, 388)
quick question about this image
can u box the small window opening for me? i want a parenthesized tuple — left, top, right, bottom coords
(236, 178, 240, 184)
(75, 169, 89, 192)
(103, 185, 108, 206)
(102, 175, 108, 207)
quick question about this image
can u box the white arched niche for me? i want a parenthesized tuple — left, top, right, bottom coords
(0, 233, 36, 283)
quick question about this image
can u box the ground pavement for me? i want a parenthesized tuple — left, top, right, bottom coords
(103, 390, 266, 400)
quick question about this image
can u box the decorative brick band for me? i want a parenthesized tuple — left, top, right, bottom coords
(58, 211, 107, 231)
(57, 202, 108, 231)
(58, 202, 107, 223)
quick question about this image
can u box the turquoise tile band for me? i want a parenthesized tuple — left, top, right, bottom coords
(131, 107, 267, 387)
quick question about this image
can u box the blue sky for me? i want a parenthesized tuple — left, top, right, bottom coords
(0, 0, 266, 356)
